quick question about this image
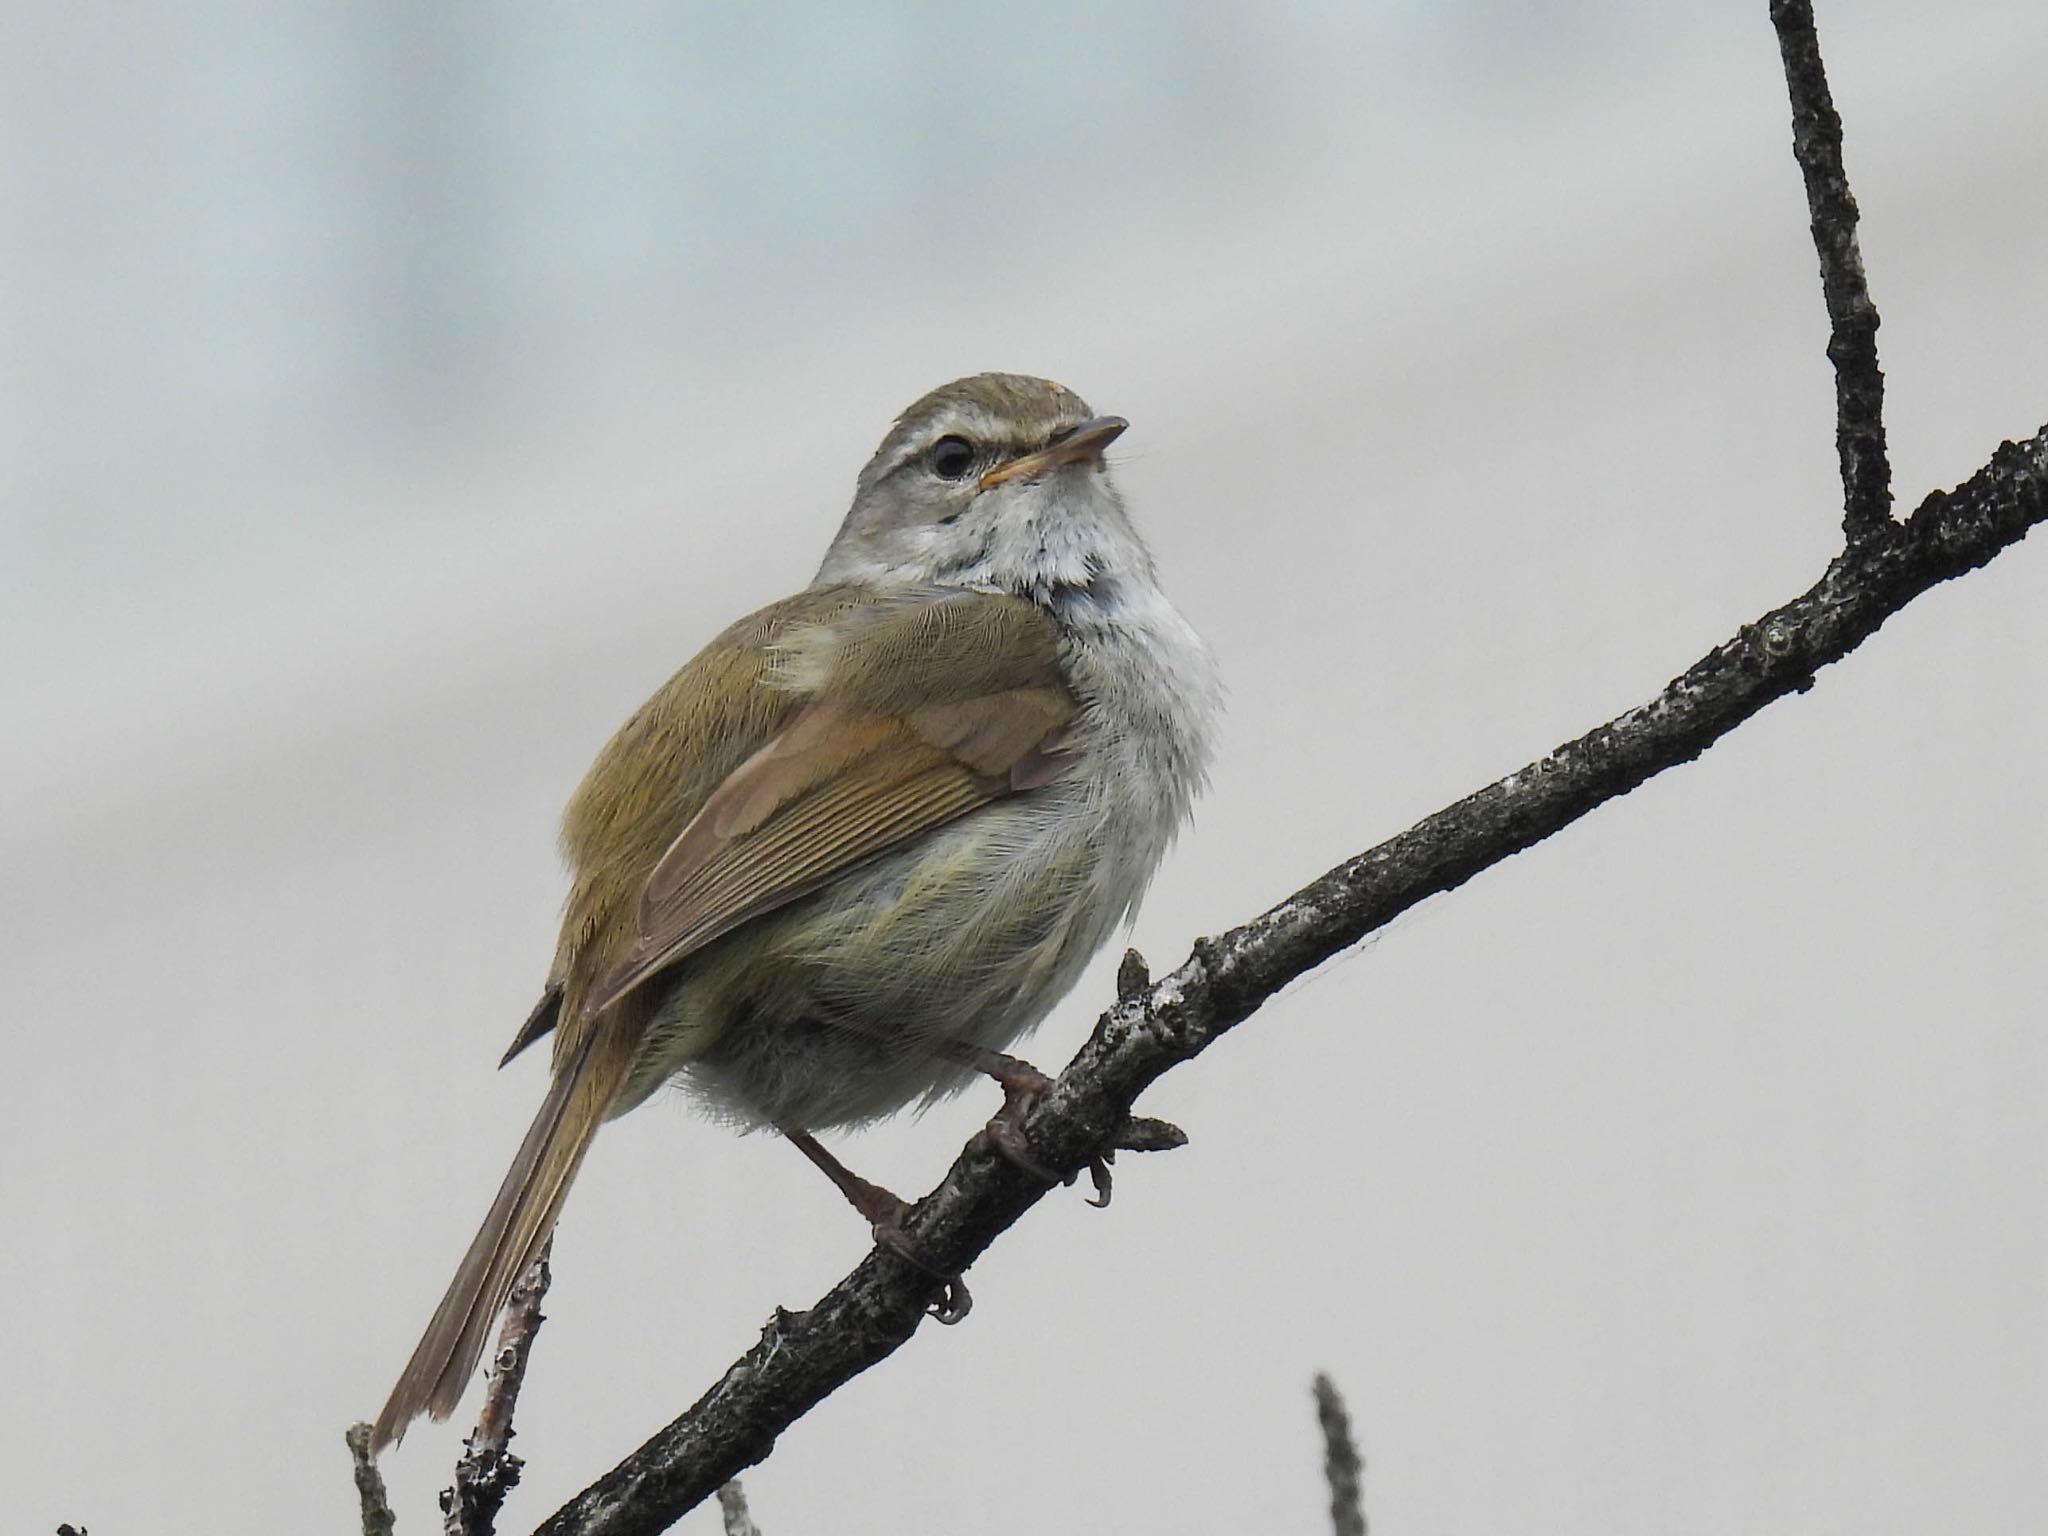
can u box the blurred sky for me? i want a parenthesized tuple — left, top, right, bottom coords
(5, 2, 2047, 1533)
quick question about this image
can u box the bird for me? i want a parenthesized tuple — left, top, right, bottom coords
(371, 372, 1219, 1451)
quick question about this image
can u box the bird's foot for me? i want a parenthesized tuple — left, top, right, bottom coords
(781, 1127, 971, 1323)
(947, 1045, 1126, 1198)
(870, 1218, 973, 1325)
(966, 1050, 1063, 1183)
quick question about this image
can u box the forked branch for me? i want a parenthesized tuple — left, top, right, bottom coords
(351, 6, 2044, 1532)
(1771, 0, 1892, 540)
(531, 421, 2047, 1536)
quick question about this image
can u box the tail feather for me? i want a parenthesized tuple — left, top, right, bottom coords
(370, 1033, 623, 1452)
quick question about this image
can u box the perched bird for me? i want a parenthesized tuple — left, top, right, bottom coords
(372, 373, 1218, 1450)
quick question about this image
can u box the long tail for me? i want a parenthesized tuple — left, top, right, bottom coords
(370, 1033, 624, 1452)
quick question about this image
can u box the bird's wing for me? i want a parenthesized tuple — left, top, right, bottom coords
(497, 981, 564, 1067)
(583, 589, 1077, 1015)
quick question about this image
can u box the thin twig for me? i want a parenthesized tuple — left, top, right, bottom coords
(345, 1423, 399, 1536)
(1771, 0, 1892, 541)
(532, 423, 2048, 1536)
(1313, 1374, 1366, 1536)
(715, 1482, 763, 1536)
(440, 1240, 553, 1536)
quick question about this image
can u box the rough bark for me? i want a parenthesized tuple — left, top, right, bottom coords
(443, 1246, 555, 1536)
(1771, 0, 1892, 541)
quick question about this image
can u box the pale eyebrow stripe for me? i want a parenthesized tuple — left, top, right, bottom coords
(882, 407, 1007, 477)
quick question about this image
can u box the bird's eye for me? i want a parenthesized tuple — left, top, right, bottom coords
(929, 435, 975, 480)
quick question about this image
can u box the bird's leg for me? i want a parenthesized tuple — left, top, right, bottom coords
(782, 1126, 908, 1229)
(779, 1127, 971, 1324)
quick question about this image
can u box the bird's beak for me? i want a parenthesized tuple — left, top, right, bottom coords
(978, 415, 1129, 490)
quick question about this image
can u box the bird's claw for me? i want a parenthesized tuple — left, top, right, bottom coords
(870, 1219, 972, 1323)
(1083, 1149, 1115, 1208)
(976, 1055, 1061, 1183)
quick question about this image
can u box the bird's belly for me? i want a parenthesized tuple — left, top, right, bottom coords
(625, 781, 1163, 1132)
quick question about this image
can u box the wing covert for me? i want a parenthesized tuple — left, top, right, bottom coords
(584, 590, 1076, 1015)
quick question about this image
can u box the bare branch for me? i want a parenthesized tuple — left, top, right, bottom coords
(442, 1242, 553, 1536)
(530, 426, 2048, 1536)
(1771, 0, 1892, 541)
(1313, 1374, 1367, 1536)
(346, 1423, 399, 1536)
(715, 1483, 763, 1536)
(443, 15, 2042, 1531)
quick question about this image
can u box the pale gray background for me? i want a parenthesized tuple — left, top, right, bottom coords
(5, 2, 2045, 1532)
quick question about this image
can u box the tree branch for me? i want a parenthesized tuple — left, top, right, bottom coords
(1313, 1373, 1367, 1536)
(1772, 0, 1892, 541)
(443, 1243, 554, 1536)
(346, 1424, 398, 1536)
(714, 1483, 763, 1536)
(531, 425, 2048, 1536)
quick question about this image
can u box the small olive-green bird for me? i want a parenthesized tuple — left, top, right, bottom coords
(371, 373, 1219, 1451)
